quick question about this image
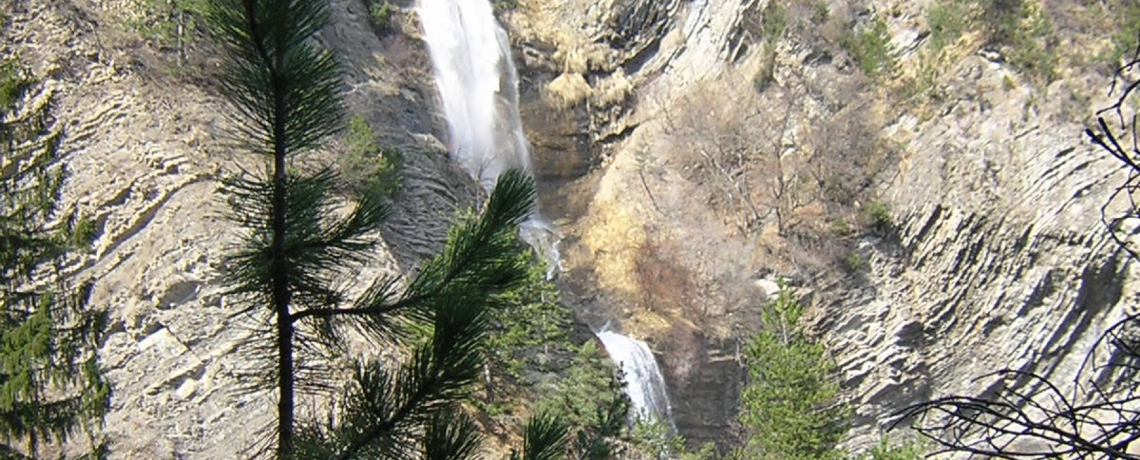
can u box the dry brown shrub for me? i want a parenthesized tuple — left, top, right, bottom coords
(634, 234, 697, 316)
(658, 61, 893, 278)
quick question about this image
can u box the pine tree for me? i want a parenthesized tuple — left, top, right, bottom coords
(202, 0, 569, 458)
(735, 282, 846, 460)
(0, 58, 110, 458)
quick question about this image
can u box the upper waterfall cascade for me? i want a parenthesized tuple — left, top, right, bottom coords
(595, 329, 675, 424)
(418, 0, 530, 188)
(418, 0, 560, 276)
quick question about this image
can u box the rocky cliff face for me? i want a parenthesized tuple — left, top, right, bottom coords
(6, 0, 1138, 456)
(2, 0, 472, 456)
(819, 50, 1135, 448)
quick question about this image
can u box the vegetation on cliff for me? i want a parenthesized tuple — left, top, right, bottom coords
(736, 283, 922, 460)
(736, 283, 846, 460)
(199, 0, 583, 458)
(10, 0, 1140, 457)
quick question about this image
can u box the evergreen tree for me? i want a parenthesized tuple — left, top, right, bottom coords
(483, 252, 570, 395)
(735, 282, 846, 460)
(202, 0, 569, 458)
(0, 58, 109, 458)
(534, 342, 630, 460)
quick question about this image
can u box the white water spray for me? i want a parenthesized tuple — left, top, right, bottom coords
(419, 0, 560, 276)
(595, 328, 675, 424)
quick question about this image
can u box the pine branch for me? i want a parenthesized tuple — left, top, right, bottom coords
(511, 412, 570, 460)
(421, 409, 482, 460)
(329, 289, 490, 460)
(290, 170, 535, 326)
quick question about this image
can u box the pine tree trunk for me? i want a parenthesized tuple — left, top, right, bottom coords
(483, 363, 494, 403)
(176, 9, 186, 66)
(276, 301, 295, 459)
(272, 127, 295, 458)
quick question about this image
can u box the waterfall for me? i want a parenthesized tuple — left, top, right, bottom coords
(595, 329, 675, 425)
(418, 0, 560, 276)
(418, 0, 673, 426)
(421, 0, 674, 425)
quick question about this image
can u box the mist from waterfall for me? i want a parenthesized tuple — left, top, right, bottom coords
(595, 329, 675, 425)
(418, 0, 560, 276)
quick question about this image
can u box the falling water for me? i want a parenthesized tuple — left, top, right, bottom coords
(418, 0, 560, 276)
(419, 0, 673, 424)
(595, 328, 675, 424)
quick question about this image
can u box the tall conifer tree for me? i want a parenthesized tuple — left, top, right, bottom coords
(0, 59, 110, 458)
(202, 0, 569, 458)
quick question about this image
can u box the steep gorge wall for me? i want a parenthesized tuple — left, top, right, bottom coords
(504, 0, 766, 449)
(820, 52, 1137, 447)
(502, 0, 1140, 452)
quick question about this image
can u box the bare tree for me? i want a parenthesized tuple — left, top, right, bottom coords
(658, 74, 828, 236)
(894, 312, 1140, 460)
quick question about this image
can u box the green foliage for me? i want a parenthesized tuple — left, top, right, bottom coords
(631, 419, 716, 460)
(684, 442, 718, 460)
(485, 254, 570, 382)
(753, 59, 776, 93)
(830, 218, 854, 237)
(1109, 1, 1140, 66)
(0, 58, 109, 458)
(843, 15, 896, 78)
(926, 0, 971, 51)
(862, 202, 892, 236)
(735, 283, 847, 460)
(129, 0, 206, 51)
(810, 1, 829, 26)
(923, 0, 1056, 82)
(534, 342, 618, 428)
(857, 438, 924, 460)
(367, 0, 393, 32)
(0, 60, 31, 110)
(1002, 74, 1017, 91)
(342, 115, 403, 199)
(510, 413, 570, 460)
(840, 250, 866, 274)
(534, 341, 630, 460)
(205, 0, 564, 457)
(761, 2, 787, 45)
(980, 0, 1028, 44)
(1002, 4, 1056, 83)
(631, 420, 679, 460)
(493, 0, 518, 11)
(483, 262, 641, 460)
(897, 56, 945, 106)
(70, 215, 100, 248)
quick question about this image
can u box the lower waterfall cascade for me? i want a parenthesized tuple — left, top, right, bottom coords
(594, 328, 676, 425)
